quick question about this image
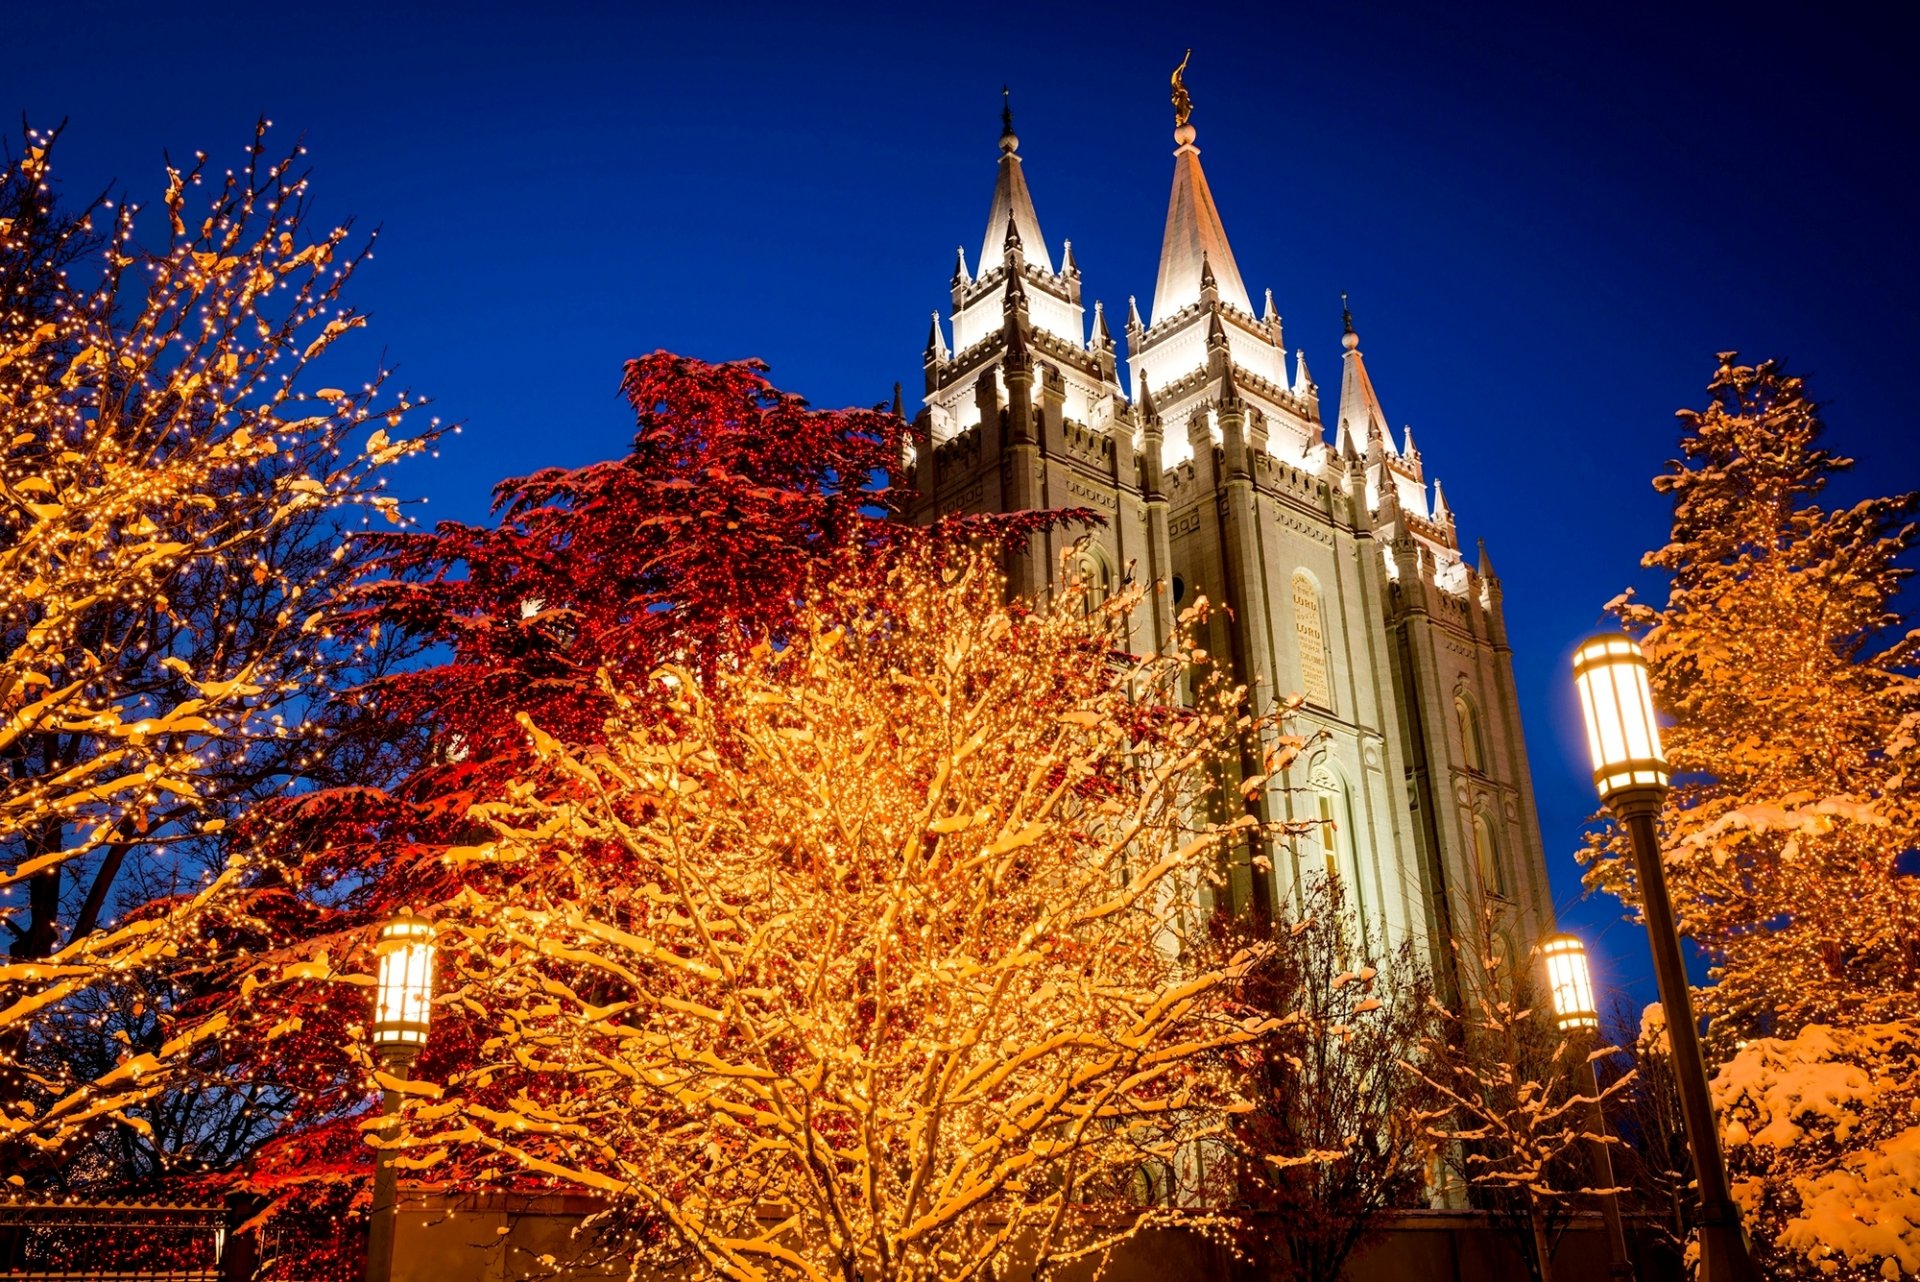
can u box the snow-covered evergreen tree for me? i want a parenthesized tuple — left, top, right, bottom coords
(1585, 354, 1920, 1277)
(1584, 353, 1920, 1042)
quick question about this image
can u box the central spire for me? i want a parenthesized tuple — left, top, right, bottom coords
(980, 88, 1053, 275)
(1150, 54, 1252, 326)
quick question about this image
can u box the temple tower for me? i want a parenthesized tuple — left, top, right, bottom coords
(905, 68, 1552, 980)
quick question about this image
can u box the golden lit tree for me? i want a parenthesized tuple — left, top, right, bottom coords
(1583, 354, 1920, 1042)
(0, 121, 432, 1165)
(1581, 355, 1920, 1278)
(395, 545, 1298, 1282)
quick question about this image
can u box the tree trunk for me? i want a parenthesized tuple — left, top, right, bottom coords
(1529, 1201, 1555, 1282)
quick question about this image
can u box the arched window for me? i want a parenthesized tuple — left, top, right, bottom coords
(1070, 543, 1114, 619)
(1307, 760, 1369, 945)
(1455, 690, 1486, 773)
(1472, 811, 1505, 896)
(1291, 570, 1332, 709)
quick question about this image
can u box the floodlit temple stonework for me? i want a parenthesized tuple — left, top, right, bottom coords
(904, 74, 1552, 975)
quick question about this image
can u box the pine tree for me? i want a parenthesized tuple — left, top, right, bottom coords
(1583, 354, 1920, 1042)
(1583, 354, 1920, 1278)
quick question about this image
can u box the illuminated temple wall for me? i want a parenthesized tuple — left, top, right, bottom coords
(904, 99, 1552, 986)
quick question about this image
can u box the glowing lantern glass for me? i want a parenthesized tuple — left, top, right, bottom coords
(1541, 932, 1599, 1032)
(1572, 634, 1669, 801)
(372, 912, 436, 1049)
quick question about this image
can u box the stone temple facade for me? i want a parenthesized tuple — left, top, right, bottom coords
(904, 83, 1552, 977)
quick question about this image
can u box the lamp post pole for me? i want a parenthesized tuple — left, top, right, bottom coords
(1572, 636, 1760, 1282)
(1608, 792, 1758, 1282)
(365, 911, 436, 1282)
(365, 1043, 419, 1282)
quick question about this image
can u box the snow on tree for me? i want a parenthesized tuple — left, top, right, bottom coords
(185, 355, 1082, 1263)
(1712, 1020, 1920, 1280)
(380, 543, 1296, 1282)
(1400, 903, 1633, 1282)
(1578, 354, 1920, 1277)
(1582, 354, 1920, 1045)
(1211, 875, 1442, 1282)
(0, 121, 432, 1172)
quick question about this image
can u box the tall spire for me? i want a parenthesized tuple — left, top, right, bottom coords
(980, 87, 1053, 275)
(1150, 54, 1253, 325)
(1336, 298, 1391, 451)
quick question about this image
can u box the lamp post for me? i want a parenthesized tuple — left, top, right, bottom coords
(1541, 932, 1635, 1281)
(366, 911, 436, 1282)
(1571, 635, 1760, 1282)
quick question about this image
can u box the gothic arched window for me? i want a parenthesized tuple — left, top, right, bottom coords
(1291, 570, 1332, 709)
(1307, 759, 1369, 946)
(1472, 810, 1505, 897)
(1070, 542, 1114, 621)
(1455, 690, 1486, 773)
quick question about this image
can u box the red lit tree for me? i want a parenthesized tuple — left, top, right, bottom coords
(199, 355, 1082, 1266)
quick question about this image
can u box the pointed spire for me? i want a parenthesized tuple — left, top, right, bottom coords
(1205, 303, 1229, 352)
(1061, 239, 1077, 276)
(1337, 299, 1392, 454)
(953, 246, 971, 287)
(892, 382, 904, 418)
(1293, 348, 1314, 395)
(1003, 265, 1029, 317)
(1432, 479, 1453, 525)
(1091, 299, 1112, 348)
(925, 311, 949, 362)
(1401, 424, 1418, 457)
(1339, 421, 1360, 463)
(1150, 54, 1253, 324)
(1127, 294, 1144, 331)
(1199, 251, 1218, 298)
(981, 89, 1053, 274)
(1218, 353, 1242, 409)
(1137, 370, 1159, 423)
(1477, 538, 1496, 579)
(1002, 211, 1024, 264)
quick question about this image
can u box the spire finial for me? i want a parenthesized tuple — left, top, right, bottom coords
(1000, 86, 1018, 154)
(1171, 50, 1196, 145)
(1341, 291, 1360, 350)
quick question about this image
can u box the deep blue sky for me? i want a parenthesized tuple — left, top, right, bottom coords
(15, 0, 1915, 1018)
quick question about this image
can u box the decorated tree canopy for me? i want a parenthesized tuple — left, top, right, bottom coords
(0, 121, 433, 1175)
(383, 543, 1295, 1282)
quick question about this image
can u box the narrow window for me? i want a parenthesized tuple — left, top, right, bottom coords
(1472, 812, 1504, 896)
(1456, 692, 1485, 773)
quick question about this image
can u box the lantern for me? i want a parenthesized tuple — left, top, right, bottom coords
(1572, 634, 1669, 802)
(372, 911, 436, 1050)
(1541, 932, 1599, 1032)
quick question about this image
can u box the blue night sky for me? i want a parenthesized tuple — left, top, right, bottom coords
(14, 0, 1915, 1019)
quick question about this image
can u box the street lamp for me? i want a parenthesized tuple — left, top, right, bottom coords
(1571, 635, 1760, 1282)
(366, 911, 436, 1282)
(1540, 932, 1634, 1281)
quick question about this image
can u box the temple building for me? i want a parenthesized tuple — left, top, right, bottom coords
(904, 67, 1552, 976)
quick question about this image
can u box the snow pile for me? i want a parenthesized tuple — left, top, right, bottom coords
(1713, 1021, 1920, 1279)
